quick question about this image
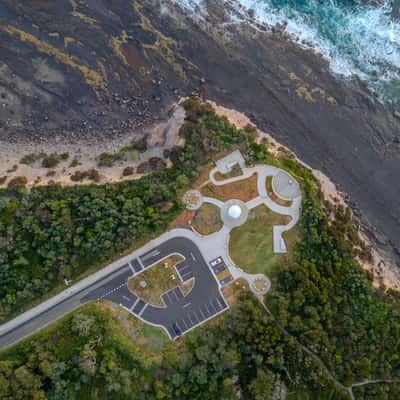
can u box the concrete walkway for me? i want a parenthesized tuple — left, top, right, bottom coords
(206, 157, 302, 293)
(209, 163, 302, 254)
(0, 154, 302, 347)
(0, 228, 220, 343)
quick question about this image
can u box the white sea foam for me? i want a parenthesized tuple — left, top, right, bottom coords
(172, 0, 400, 103)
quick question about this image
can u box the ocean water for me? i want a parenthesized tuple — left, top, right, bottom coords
(175, 0, 400, 105)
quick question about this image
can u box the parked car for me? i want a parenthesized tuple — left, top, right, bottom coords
(172, 323, 182, 337)
(210, 257, 222, 267)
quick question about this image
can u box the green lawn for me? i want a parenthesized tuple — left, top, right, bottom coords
(128, 255, 185, 307)
(229, 205, 299, 275)
(192, 203, 222, 235)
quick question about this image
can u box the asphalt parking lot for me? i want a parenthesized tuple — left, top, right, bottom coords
(80, 237, 229, 339)
(139, 237, 229, 339)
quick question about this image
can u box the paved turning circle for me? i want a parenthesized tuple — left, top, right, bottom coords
(81, 237, 229, 340)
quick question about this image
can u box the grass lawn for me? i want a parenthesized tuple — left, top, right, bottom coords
(128, 255, 187, 307)
(229, 205, 300, 275)
(213, 164, 243, 181)
(192, 203, 222, 235)
(201, 173, 258, 202)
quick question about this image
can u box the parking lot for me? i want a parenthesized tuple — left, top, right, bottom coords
(175, 262, 194, 282)
(209, 257, 234, 287)
(81, 237, 230, 340)
(174, 295, 228, 334)
(162, 287, 184, 306)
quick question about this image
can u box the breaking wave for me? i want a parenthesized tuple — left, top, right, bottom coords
(174, 0, 400, 105)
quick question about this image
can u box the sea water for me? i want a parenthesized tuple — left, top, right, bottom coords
(175, 0, 400, 105)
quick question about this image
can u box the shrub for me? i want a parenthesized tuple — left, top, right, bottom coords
(20, 153, 38, 165)
(130, 137, 147, 153)
(98, 152, 123, 167)
(7, 176, 28, 189)
(69, 158, 81, 168)
(42, 154, 60, 168)
(122, 166, 134, 176)
(70, 169, 100, 182)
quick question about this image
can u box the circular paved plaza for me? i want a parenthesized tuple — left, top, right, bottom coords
(220, 199, 249, 229)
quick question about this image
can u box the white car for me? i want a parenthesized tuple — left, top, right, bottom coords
(210, 257, 222, 267)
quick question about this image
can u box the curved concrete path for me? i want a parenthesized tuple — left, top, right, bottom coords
(0, 156, 302, 348)
(206, 158, 302, 293)
(210, 163, 302, 254)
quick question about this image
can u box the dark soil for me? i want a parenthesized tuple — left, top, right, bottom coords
(0, 0, 399, 265)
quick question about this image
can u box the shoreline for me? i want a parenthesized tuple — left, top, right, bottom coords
(210, 101, 400, 291)
(1, 0, 399, 287)
(0, 104, 185, 187)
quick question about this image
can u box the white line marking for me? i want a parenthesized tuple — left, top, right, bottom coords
(99, 282, 125, 300)
(141, 249, 160, 261)
(188, 314, 195, 325)
(128, 263, 136, 275)
(212, 299, 221, 311)
(216, 297, 225, 308)
(199, 308, 205, 319)
(181, 318, 188, 329)
(130, 298, 140, 310)
(183, 302, 191, 308)
(138, 258, 145, 269)
(209, 301, 217, 314)
(190, 252, 196, 261)
(165, 292, 172, 304)
(138, 303, 148, 317)
(192, 311, 200, 323)
(178, 265, 190, 273)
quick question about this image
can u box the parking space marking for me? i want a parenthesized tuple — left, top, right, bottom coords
(175, 287, 183, 300)
(199, 307, 206, 319)
(170, 290, 176, 301)
(177, 264, 190, 273)
(175, 321, 183, 332)
(139, 304, 148, 317)
(202, 304, 211, 318)
(209, 301, 217, 314)
(181, 318, 189, 330)
(191, 252, 196, 261)
(181, 274, 193, 282)
(141, 249, 160, 261)
(216, 296, 226, 309)
(212, 298, 222, 311)
(130, 259, 143, 273)
(133, 299, 146, 314)
(164, 292, 172, 306)
(187, 313, 196, 325)
(204, 303, 212, 316)
(130, 298, 140, 311)
(127, 263, 136, 275)
(192, 311, 200, 324)
(183, 302, 191, 308)
(176, 319, 184, 331)
(138, 257, 145, 269)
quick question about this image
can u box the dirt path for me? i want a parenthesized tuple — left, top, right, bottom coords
(257, 298, 399, 400)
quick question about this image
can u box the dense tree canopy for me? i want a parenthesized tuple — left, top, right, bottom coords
(0, 99, 246, 321)
(1, 99, 400, 399)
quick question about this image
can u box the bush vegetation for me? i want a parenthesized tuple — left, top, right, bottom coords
(0, 98, 246, 321)
(1, 98, 399, 399)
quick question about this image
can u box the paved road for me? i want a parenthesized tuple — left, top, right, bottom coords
(0, 263, 133, 349)
(137, 237, 228, 339)
(83, 236, 228, 339)
(0, 235, 228, 347)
